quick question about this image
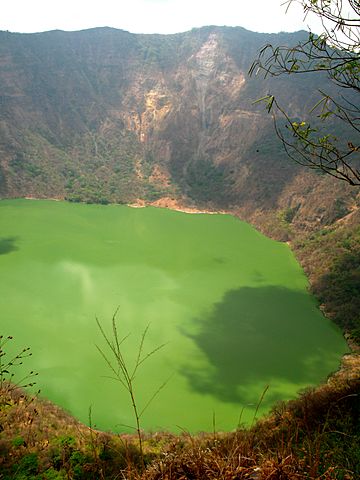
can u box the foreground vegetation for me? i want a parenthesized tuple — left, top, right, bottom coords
(1, 197, 357, 479)
(0, 349, 359, 479)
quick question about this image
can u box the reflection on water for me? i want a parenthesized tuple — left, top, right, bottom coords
(180, 286, 344, 407)
(0, 236, 18, 255)
(59, 261, 95, 300)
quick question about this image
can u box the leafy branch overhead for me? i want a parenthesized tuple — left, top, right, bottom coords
(250, 0, 360, 185)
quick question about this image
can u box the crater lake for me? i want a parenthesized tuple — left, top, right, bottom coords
(0, 199, 348, 432)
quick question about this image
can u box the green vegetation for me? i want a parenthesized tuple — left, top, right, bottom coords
(185, 159, 235, 205)
(294, 224, 360, 343)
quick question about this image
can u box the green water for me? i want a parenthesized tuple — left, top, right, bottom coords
(0, 199, 347, 432)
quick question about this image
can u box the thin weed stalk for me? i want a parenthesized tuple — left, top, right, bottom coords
(251, 384, 269, 429)
(96, 309, 167, 468)
(87, 406, 106, 480)
(0, 335, 38, 393)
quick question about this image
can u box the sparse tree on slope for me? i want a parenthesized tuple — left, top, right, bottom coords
(250, 0, 360, 185)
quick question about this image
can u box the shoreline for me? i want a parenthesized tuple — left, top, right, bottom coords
(3, 195, 357, 422)
(24, 196, 61, 202)
(127, 196, 227, 215)
(19, 194, 227, 216)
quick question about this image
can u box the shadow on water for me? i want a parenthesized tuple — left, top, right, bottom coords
(0, 237, 18, 255)
(179, 286, 345, 406)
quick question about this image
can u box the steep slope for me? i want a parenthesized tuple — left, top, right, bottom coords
(0, 26, 349, 207)
(0, 26, 359, 342)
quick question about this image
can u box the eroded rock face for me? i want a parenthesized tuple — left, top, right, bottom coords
(0, 26, 357, 223)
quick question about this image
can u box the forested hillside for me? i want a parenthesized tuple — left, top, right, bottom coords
(0, 26, 354, 208)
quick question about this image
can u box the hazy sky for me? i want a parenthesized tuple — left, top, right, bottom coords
(1, 0, 322, 35)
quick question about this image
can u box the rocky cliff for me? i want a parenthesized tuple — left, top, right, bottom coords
(0, 26, 355, 213)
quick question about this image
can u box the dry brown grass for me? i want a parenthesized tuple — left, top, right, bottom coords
(0, 354, 359, 479)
